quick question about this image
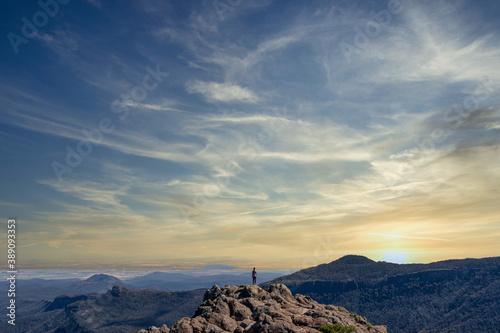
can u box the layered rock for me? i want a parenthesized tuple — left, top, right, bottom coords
(138, 284, 386, 333)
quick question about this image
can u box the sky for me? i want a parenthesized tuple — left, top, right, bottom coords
(0, 0, 499, 272)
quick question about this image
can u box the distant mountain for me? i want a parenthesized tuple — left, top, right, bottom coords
(0, 277, 81, 289)
(69, 273, 134, 294)
(262, 255, 500, 332)
(0, 271, 285, 326)
(0, 286, 205, 333)
(0, 274, 134, 327)
(202, 264, 238, 270)
(81, 273, 122, 284)
(0, 277, 85, 320)
(0, 277, 80, 302)
(137, 284, 387, 333)
(335, 255, 376, 265)
(126, 271, 283, 291)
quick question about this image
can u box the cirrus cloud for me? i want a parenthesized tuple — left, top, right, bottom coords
(186, 80, 259, 103)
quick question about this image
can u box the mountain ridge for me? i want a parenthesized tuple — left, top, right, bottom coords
(138, 284, 387, 333)
(0, 286, 205, 333)
(262, 255, 500, 332)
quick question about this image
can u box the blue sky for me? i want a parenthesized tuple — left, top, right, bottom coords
(1, 0, 499, 270)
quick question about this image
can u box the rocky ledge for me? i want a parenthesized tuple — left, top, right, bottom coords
(137, 284, 386, 333)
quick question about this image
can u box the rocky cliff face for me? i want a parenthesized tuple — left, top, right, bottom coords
(138, 284, 386, 333)
(264, 256, 500, 332)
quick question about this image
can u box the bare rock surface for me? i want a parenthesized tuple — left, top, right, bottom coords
(138, 284, 386, 333)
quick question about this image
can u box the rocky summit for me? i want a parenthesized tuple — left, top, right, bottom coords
(137, 284, 386, 333)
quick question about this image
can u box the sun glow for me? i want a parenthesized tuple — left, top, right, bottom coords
(381, 252, 408, 264)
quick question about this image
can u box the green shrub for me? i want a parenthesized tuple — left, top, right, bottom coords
(319, 324, 357, 333)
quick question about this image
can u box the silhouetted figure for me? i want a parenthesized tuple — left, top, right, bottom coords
(252, 267, 257, 285)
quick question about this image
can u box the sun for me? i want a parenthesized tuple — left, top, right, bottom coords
(381, 252, 408, 264)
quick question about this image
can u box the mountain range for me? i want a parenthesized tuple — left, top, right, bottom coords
(0, 270, 283, 331)
(3, 255, 500, 332)
(126, 271, 283, 291)
(0, 286, 205, 333)
(0, 270, 282, 321)
(262, 255, 500, 332)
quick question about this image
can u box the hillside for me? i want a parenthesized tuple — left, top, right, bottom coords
(138, 284, 387, 333)
(0, 286, 205, 333)
(262, 255, 500, 332)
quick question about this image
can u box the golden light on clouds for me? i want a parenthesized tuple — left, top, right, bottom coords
(0, 0, 499, 272)
(15, 159, 500, 270)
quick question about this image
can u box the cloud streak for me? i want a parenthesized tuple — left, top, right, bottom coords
(186, 81, 259, 103)
(0, 0, 499, 269)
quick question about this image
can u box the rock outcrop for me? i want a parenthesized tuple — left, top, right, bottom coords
(138, 284, 386, 333)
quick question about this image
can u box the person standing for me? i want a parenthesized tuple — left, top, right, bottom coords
(252, 267, 257, 285)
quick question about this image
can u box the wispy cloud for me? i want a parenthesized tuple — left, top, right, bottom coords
(186, 81, 259, 103)
(1, 0, 499, 269)
(369, 233, 451, 242)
